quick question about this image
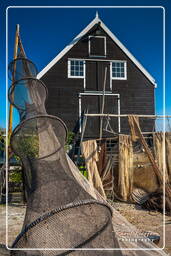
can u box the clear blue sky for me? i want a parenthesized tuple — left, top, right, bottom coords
(0, 0, 171, 130)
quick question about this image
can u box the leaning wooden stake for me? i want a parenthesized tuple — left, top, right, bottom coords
(8, 24, 20, 138)
(128, 115, 171, 207)
(99, 67, 107, 141)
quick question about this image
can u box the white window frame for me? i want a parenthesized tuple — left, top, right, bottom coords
(110, 60, 127, 80)
(68, 59, 85, 78)
(88, 36, 106, 57)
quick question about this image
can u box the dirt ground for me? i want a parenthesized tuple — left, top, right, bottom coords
(0, 203, 26, 246)
(111, 201, 171, 255)
(0, 202, 170, 254)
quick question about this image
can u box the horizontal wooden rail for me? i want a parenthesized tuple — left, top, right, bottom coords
(84, 114, 171, 118)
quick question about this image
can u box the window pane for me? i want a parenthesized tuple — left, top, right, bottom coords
(69, 60, 84, 77)
(112, 61, 126, 78)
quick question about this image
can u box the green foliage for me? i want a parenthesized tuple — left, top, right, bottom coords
(9, 169, 22, 183)
(65, 131, 75, 152)
(66, 131, 75, 145)
(0, 132, 5, 152)
(13, 153, 21, 163)
(0, 127, 5, 134)
(17, 135, 39, 159)
(78, 165, 88, 179)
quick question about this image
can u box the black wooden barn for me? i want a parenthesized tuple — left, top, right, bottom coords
(37, 13, 156, 139)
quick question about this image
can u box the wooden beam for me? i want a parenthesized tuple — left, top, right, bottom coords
(84, 114, 171, 118)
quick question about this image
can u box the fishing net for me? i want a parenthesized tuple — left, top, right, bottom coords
(8, 57, 120, 255)
(8, 56, 168, 256)
(8, 57, 38, 81)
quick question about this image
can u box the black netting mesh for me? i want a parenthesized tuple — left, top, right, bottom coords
(11, 115, 67, 159)
(8, 57, 121, 255)
(8, 58, 38, 81)
(8, 78, 47, 121)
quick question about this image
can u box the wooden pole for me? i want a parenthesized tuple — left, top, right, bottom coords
(8, 24, 20, 138)
(85, 114, 171, 118)
(99, 67, 107, 141)
(18, 36, 26, 57)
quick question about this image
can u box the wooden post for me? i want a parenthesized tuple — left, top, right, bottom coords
(99, 67, 107, 141)
(8, 24, 20, 138)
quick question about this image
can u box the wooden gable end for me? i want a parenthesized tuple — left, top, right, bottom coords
(41, 22, 155, 136)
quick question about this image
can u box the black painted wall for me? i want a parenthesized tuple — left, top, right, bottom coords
(40, 24, 155, 138)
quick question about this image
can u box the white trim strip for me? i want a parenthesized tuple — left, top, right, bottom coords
(79, 95, 82, 133)
(118, 96, 121, 133)
(37, 16, 99, 79)
(80, 92, 120, 96)
(99, 19, 155, 85)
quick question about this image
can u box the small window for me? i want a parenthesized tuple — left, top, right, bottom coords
(89, 36, 106, 57)
(68, 60, 85, 78)
(111, 61, 127, 79)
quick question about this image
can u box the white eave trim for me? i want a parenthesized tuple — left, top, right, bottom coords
(37, 16, 156, 86)
(100, 20, 155, 85)
(37, 16, 100, 79)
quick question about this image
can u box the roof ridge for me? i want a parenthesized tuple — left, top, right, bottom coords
(37, 14, 156, 87)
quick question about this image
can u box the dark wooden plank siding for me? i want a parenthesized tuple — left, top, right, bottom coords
(41, 24, 155, 137)
(81, 95, 119, 138)
(86, 61, 110, 91)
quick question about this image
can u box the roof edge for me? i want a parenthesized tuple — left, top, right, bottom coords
(37, 15, 156, 86)
(99, 20, 156, 85)
(37, 16, 99, 79)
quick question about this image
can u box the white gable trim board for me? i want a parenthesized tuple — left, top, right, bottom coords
(37, 15, 157, 87)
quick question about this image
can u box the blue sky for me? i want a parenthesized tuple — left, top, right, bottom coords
(0, 0, 171, 129)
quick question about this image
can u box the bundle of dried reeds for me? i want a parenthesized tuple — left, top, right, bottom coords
(81, 140, 106, 198)
(128, 115, 171, 212)
(165, 132, 171, 183)
(153, 132, 170, 184)
(118, 135, 133, 201)
(96, 140, 115, 194)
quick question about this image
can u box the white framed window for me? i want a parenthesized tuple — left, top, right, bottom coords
(68, 59, 85, 78)
(111, 61, 127, 80)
